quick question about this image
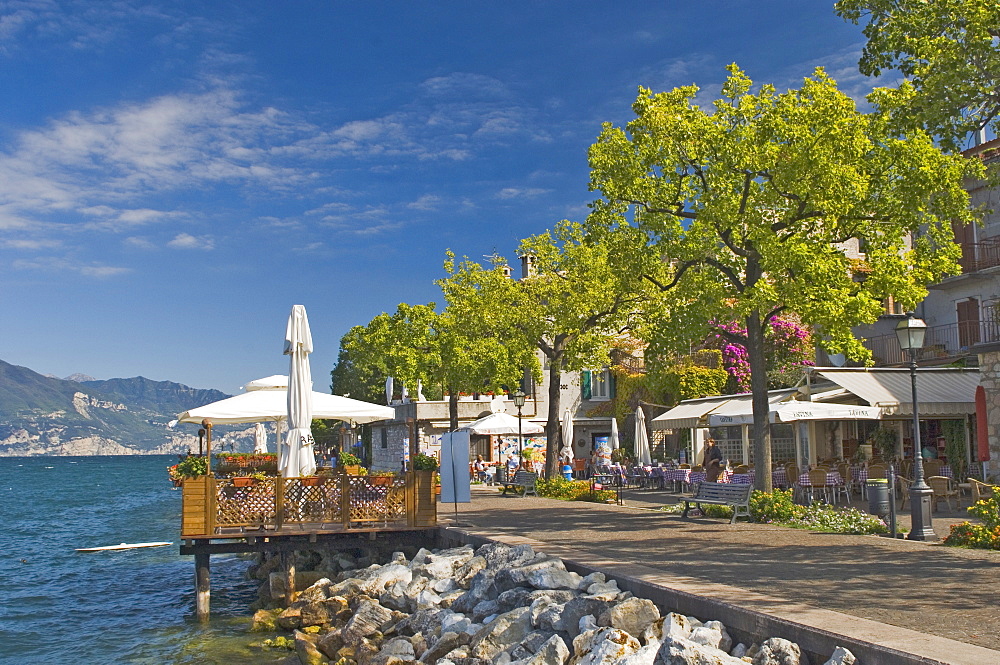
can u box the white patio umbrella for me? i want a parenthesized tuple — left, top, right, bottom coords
(560, 409, 574, 463)
(253, 422, 268, 454)
(459, 411, 544, 435)
(176, 387, 395, 425)
(610, 417, 620, 451)
(635, 406, 652, 465)
(282, 305, 316, 478)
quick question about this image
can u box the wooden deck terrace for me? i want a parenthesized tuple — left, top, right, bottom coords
(180, 470, 439, 620)
(180, 471, 437, 539)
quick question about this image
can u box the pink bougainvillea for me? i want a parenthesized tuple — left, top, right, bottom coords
(709, 317, 813, 391)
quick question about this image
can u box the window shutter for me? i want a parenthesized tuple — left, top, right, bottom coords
(581, 371, 592, 400)
(609, 372, 617, 399)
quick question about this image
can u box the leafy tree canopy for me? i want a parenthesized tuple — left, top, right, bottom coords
(587, 65, 980, 488)
(836, 0, 1000, 149)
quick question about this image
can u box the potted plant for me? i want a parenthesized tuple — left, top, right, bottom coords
(867, 427, 898, 463)
(232, 476, 256, 487)
(338, 451, 364, 474)
(413, 453, 439, 471)
(175, 455, 209, 478)
(369, 470, 396, 487)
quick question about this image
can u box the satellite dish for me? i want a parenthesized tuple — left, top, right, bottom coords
(827, 353, 846, 367)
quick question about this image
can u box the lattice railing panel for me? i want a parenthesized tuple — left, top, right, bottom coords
(216, 478, 278, 528)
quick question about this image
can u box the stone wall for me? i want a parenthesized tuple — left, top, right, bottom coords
(371, 422, 411, 472)
(975, 349, 1000, 480)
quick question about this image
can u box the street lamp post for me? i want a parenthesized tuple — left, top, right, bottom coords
(513, 389, 526, 470)
(895, 314, 937, 541)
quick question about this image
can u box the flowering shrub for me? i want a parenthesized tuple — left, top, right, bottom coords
(709, 317, 814, 391)
(535, 478, 617, 503)
(943, 490, 1000, 549)
(749, 489, 804, 523)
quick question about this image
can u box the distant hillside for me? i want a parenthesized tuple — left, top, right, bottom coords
(0, 359, 254, 456)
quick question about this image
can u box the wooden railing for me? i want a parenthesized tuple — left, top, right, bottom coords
(181, 471, 437, 538)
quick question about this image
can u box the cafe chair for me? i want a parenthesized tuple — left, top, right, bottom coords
(807, 469, 833, 505)
(927, 475, 958, 512)
(923, 459, 943, 478)
(969, 478, 996, 504)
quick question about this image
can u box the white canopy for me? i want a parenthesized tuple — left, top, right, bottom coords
(177, 387, 395, 425)
(459, 411, 544, 435)
(708, 401, 882, 426)
(244, 375, 288, 391)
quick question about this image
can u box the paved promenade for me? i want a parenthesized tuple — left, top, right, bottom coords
(445, 486, 999, 660)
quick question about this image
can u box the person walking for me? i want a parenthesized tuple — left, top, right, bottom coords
(703, 438, 724, 483)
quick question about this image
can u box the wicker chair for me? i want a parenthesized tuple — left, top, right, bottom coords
(807, 469, 833, 505)
(969, 478, 996, 503)
(923, 459, 944, 478)
(927, 475, 958, 512)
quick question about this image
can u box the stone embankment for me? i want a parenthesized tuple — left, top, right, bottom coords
(249, 542, 856, 665)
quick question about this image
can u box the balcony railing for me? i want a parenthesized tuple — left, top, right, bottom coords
(862, 320, 1000, 366)
(959, 239, 1000, 273)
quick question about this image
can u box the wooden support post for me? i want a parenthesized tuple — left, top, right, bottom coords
(195, 550, 210, 622)
(281, 550, 296, 605)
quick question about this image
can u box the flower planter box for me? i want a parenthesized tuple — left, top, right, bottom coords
(300, 476, 323, 486)
(232, 477, 255, 488)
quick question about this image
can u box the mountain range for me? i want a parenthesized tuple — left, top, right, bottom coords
(0, 359, 258, 456)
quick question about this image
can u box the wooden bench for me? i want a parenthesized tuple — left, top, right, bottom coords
(682, 482, 752, 524)
(501, 471, 538, 497)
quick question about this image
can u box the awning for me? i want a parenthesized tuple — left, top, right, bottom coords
(814, 368, 979, 416)
(708, 401, 881, 426)
(649, 389, 795, 430)
(650, 396, 734, 430)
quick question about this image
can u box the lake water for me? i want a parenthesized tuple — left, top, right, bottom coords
(0, 456, 285, 664)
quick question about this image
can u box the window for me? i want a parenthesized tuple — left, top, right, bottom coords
(582, 368, 614, 401)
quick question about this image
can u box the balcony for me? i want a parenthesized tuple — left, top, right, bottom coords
(862, 320, 998, 366)
(958, 239, 1000, 273)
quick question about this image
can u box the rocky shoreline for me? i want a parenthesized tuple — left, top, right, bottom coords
(245, 542, 857, 665)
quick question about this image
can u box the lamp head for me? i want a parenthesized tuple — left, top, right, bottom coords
(894, 313, 927, 352)
(513, 389, 526, 408)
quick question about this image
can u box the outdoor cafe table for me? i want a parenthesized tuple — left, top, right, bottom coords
(727, 468, 790, 488)
(663, 468, 731, 491)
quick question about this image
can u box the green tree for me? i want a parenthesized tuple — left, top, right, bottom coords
(440, 220, 648, 477)
(836, 0, 1000, 149)
(332, 301, 533, 432)
(588, 65, 979, 490)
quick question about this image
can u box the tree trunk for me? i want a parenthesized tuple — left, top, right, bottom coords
(747, 312, 773, 492)
(448, 390, 459, 432)
(545, 355, 564, 479)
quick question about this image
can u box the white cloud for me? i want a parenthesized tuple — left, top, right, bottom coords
(496, 187, 551, 200)
(407, 194, 441, 211)
(1, 237, 59, 249)
(123, 236, 155, 249)
(12, 255, 129, 277)
(168, 232, 213, 250)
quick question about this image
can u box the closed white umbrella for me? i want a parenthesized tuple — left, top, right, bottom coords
(560, 409, 574, 463)
(282, 305, 316, 478)
(610, 417, 620, 451)
(253, 422, 268, 454)
(635, 406, 651, 465)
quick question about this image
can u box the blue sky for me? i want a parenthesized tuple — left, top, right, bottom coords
(0, 1, 875, 393)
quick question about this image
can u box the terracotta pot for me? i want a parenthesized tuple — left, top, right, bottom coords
(370, 476, 394, 487)
(300, 476, 323, 486)
(232, 477, 255, 487)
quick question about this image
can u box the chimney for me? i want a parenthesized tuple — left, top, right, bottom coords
(520, 254, 536, 279)
(501, 264, 512, 279)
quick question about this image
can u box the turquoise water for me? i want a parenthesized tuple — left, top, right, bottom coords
(0, 456, 283, 664)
